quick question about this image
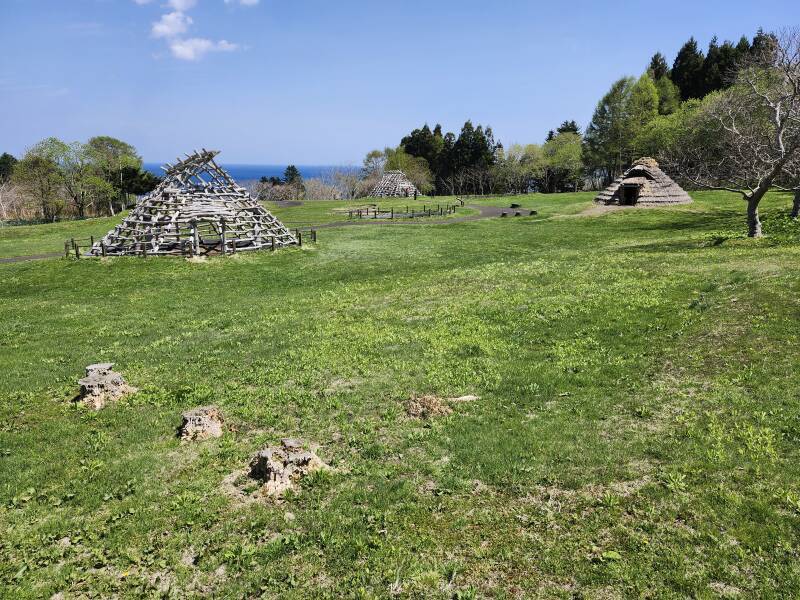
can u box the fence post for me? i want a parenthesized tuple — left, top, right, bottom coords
(311, 229, 317, 243)
(101, 241, 107, 257)
(191, 219, 199, 256)
(391, 208, 393, 219)
(272, 236, 276, 251)
(74, 243, 80, 259)
(220, 218, 227, 256)
(64, 241, 69, 258)
(298, 231, 302, 247)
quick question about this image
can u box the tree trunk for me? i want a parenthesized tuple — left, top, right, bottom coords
(792, 190, 800, 219)
(108, 199, 115, 216)
(747, 195, 762, 237)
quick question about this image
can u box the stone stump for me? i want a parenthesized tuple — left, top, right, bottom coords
(77, 363, 135, 410)
(179, 406, 224, 441)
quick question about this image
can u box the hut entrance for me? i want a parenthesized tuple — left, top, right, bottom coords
(621, 183, 640, 205)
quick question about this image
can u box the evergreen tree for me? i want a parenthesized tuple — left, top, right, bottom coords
(0, 152, 17, 182)
(751, 28, 778, 58)
(702, 37, 724, 96)
(648, 52, 670, 80)
(672, 37, 705, 100)
(557, 120, 581, 135)
(283, 165, 302, 185)
(735, 35, 751, 55)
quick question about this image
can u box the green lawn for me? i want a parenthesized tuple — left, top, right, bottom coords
(265, 197, 477, 226)
(0, 215, 123, 259)
(2, 191, 800, 598)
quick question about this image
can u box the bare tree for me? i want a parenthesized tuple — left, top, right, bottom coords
(665, 29, 800, 236)
(303, 178, 341, 201)
(0, 180, 34, 221)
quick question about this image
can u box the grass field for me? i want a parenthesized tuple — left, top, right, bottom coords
(2, 191, 800, 598)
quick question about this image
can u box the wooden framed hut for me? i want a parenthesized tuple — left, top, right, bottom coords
(370, 170, 422, 198)
(89, 149, 296, 257)
(595, 157, 692, 206)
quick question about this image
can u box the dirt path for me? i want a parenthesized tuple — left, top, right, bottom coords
(0, 252, 63, 264)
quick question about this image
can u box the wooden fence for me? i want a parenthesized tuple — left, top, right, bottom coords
(348, 203, 461, 220)
(65, 227, 317, 259)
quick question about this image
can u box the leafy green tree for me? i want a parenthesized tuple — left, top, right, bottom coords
(654, 76, 681, 115)
(626, 74, 660, 157)
(384, 147, 434, 193)
(633, 99, 701, 159)
(672, 37, 706, 100)
(583, 77, 635, 182)
(542, 132, 583, 192)
(86, 136, 142, 214)
(0, 153, 17, 182)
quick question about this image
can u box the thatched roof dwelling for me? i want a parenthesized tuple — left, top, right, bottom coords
(595, 157, 692, 206)
(89, 149, 296, 257)
(370, 170, 421, 197)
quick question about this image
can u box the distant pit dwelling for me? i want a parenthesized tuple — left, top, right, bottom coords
(595, 157, 692, 206)
(89, 149, 296, 257)
(370, 170, 422, 198)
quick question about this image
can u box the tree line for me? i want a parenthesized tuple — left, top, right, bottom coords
(583, 28, 781, 186)
(0, 137, 159, 222)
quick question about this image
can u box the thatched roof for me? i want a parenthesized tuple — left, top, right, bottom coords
(595, 157, 692, 205)
(370, 170, 421, 197)
(89, 149, 296, 256)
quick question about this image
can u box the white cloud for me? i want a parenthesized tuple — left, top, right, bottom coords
(167, 0, 198, 10)
(225, 0, 260, 5)
(132, 0, 154, 5)
(169, 38, 238, 60)
(151, 11, 193, 38)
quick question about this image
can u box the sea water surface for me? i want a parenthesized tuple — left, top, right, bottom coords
(144, 163, 353, 187)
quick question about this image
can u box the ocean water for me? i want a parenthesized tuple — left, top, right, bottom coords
(144, 163, 352, 186)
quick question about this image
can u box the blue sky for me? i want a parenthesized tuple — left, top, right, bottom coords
(1, 0, 795, 164)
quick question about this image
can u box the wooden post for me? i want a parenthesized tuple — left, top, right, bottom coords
(101, 241, 106, 257)
(298, 231, 302, 247)
(64, 241, 69, 258)
(311, 229, 317, 243)
(74, 243, 80, 259)
(391, 208, 393, 219)
(90, 235, 94, 247)
(373, 208, 377, 219)
(220, 219, 227, 256)
(271, 236, 275, 251)
(191, 220, 199, 256)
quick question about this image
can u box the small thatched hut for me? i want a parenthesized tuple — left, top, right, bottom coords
(370, 170, 421, 198)
(595, 157, 692, 206)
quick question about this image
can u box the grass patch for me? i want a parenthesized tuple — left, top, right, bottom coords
(2, 191, 800, 597)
